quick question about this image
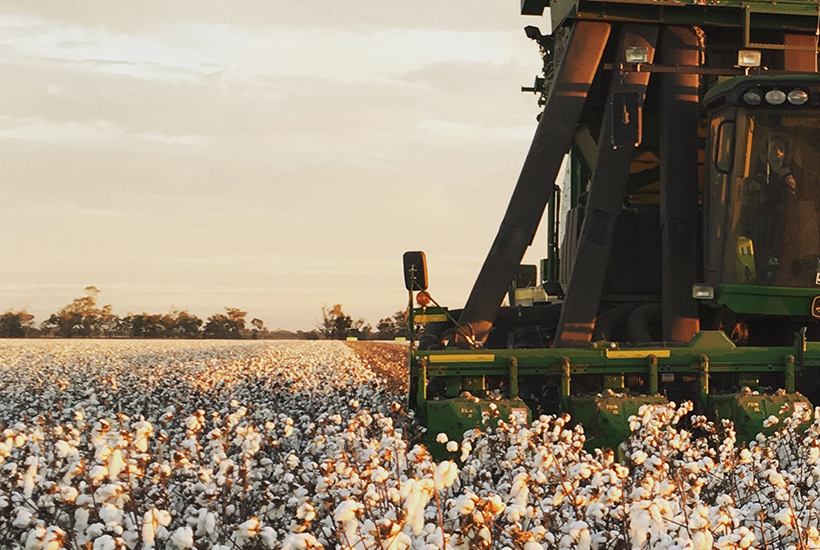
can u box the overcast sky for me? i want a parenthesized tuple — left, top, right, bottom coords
(0, 1, 554, 331)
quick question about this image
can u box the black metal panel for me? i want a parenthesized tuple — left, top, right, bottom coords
(456, 20, 612, 343)
(659, 26, 701, 342)
(554, 24, 660, 347)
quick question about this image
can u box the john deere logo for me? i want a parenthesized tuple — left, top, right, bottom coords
(813, 296, 820, 319)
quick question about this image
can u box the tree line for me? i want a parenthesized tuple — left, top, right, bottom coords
(0, 287, 410, 340)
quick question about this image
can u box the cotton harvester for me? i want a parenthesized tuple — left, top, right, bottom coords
(403, 0, 820, 451)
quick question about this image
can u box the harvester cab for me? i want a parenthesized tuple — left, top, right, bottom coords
(404, 0, 820, 454)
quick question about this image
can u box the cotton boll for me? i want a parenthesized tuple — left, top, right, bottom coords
(804, 526, 820, 548)
(236, 517, 261, 542)
(99, 503, 122, 527)
(22, 457, 38, 499)
(59, 486, 79, 504)
(195, 509, 217, 536)
(296, 502, 316, 522)
(286, 453, 299, 469)
(259, 526, 277, 548)
(170, 526, 194, 549)
(123, 529, 139, 549)
(657, 479, 676, 497)
(334, 500, 362, 522)
(92, 535, 115, 550)
(85, 524, 105, 540)
(692, 529, 714, 550)
(434, 461, 459, 491)
(631, 450, 648, 465)
(487, 494, 506, 516)
(281, 533, 321, 550)
(132, 421, 153, 453)
(108, 449, 126, 480)
(775, 507, 794, 526)
(89, 465, 109, 485)
(25, 525, 46, 550)
(142, 508, 172, 546)
(768, 470, 787, 488)
(505, 505, 524, 523)
(568, 521, 591, 550)
(156, 510, 172, 527)
(454, 494, 477, 515)
(37, 527, 65, 550)
(55, 439, 72, 458)
(14, 507, 33, 528)
(388, 532, 412, 550)
(371, 466, 390, 483)
(75, 508, 90, 532)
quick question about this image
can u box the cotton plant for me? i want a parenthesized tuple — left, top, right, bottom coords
(0, 341, 412, 548)
(2, 340, 820, 549)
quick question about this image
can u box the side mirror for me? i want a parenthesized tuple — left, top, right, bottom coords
(611, 91, 642, 149)
(403, 251, 428, 291)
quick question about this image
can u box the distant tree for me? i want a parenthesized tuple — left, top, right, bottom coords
(40, 286, 119, 338)
(319, 304, 371, 340)
(166, 310, 203, 339)
(122, 313, 168, 338)
(250, 318, 267, 339)
(0, 310, 36, 338)
(375, 310, 410, 339)
(203, 307, 247, 339)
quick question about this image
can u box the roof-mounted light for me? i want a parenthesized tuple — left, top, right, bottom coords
(737, 50, 762, 68)
(788, 89, 809, 105)
(743, 89, 762, 105)
(765, 89, 787, 105)
(625, 46, 649, 64)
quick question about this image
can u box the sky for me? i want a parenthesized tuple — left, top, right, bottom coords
(0, 1, 556, 331)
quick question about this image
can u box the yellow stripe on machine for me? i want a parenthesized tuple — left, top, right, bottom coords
(428, 354, 496, 363)
(415, 314, 448, 323)
(606, 349, 671, 359)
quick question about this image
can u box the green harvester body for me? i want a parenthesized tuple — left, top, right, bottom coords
(404, 0, 820, 454)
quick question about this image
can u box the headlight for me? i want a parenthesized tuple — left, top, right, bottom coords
(765, 89, 787, 105)
(788, 89, 809, 105)
(743, 90, 762, 105)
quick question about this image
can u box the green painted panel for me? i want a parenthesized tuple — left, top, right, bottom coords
(710, 391, 811, 442)
(716, 284, 819, 316)
(570, 394, 668, 451)
(423, 398, 530, 459)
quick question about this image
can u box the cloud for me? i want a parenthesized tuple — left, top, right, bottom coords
(5, 1, 543, 34)
(0, 1, 553, 330)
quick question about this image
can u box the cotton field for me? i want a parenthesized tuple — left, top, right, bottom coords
(1, 340, 820, 550)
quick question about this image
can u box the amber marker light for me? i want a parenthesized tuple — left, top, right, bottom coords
(416, 291, 431, 307)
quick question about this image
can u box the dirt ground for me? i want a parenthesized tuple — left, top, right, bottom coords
(343, 341, 409, 393)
